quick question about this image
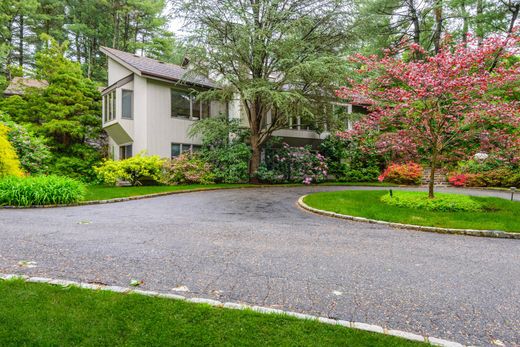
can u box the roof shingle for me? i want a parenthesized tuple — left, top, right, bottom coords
(101, 47, 216, 88)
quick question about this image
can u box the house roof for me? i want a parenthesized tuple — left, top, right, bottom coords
(100, 47, 217, 89)
(4, 77, 48, 96)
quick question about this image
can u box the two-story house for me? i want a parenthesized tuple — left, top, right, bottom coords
(100, 47, 363, 160)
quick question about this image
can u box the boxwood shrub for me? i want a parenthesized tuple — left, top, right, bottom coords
(0, 175, 86, 206)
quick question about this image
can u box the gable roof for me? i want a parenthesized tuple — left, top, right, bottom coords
(4, 77, 48, 96)
(100, 47, 216, 89)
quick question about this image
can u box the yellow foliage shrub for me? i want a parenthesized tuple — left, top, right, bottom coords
(0, 124, 23, 177)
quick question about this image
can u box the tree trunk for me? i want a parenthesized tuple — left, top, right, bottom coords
(433, 0, 443, 54)
(18, 14, 24, 67)
(429, 151, 438, 199)
(249, 138, 261, 183)
(476, 0, 484, 45)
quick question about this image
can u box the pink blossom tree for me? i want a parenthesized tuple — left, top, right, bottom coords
(337, 35, 520, 198)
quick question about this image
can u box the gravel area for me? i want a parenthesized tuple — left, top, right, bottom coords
(0, 186, 518, 346)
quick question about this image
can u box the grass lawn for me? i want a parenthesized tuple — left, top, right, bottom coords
(0, 280, 424, 347)
(303, 190, 520, 232)
(83, 182, 392, 202)
(83, 184, 256, 201)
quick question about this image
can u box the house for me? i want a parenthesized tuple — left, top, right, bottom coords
(3, 77, 48, 96)
(100, 47, 365, 160)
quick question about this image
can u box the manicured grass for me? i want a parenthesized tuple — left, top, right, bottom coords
(83, 184, 255, 201)
(0, 280, 424, 346)
(322, 182, 397, 187)
(83, 182, 392, 202)
(304, 190, 520, 232)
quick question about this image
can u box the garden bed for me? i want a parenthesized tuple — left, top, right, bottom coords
(302, 190, 520, 233)
(0, 279, 423, 346)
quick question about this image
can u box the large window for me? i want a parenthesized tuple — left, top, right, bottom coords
(121, 90, 133, 119)
(171, 89, 210, 120)
(171, 143, 200, 158)
(103, 91, 116, 122)
(120, 144, 132, 159)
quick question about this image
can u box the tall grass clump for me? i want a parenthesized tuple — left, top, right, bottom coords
(0, 175, 86, 206)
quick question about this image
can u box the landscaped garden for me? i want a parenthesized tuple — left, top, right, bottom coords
(0, 279, 424, 347)
(303, 190, 520, 232)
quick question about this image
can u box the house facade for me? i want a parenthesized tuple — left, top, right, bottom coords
(101, 47, 360, 160)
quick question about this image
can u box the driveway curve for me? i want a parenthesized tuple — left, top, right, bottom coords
(0, 186, 519, 346)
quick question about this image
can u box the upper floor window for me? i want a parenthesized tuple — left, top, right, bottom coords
(171, 89, 210, 120)
(121, 90, 133, 119)
(103, 90, 116, 122)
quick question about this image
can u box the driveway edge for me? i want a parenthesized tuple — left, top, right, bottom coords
(298, 195, 520, 239)
(0, 273, 464, 347)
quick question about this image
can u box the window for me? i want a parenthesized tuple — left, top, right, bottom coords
(120, 144, 132, 159)
(121, 90, 133, 119)
(171, 90, 191, 118)
(103, 91, 117, 122)
(171, 89, 210, 120)
(171, 143, 198, 158)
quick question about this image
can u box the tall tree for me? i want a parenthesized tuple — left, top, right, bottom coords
(337, 35, 520, 198)
(174, 0, 353, 179)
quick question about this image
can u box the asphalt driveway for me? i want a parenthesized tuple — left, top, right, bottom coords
(0, 186, 519, 346)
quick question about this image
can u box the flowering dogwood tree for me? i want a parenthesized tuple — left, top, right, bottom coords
(337, 35, 520, 198)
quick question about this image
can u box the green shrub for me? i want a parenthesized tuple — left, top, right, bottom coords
(0, 175, 85, 206)
(319, 135, 347, 178)
(342, 166, 380, 182)
(380, 191, 483, 212)
(0, 124, 23, 178)
(161, 154, 215, 185)
(199, 143, 251, 183)
(0, 115, 51, 174)
(95, 154, 164, 186)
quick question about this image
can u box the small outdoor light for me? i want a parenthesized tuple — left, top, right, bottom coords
(511, 187, 517, 201)
(389, 189, 393, 198)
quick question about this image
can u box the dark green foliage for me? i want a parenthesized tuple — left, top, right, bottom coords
(304, 190, 520, 232)
(189, 117, 252, 183)
(0, 175, 85, 206)
(0, 113, 51, 174)
(0, 37, 103, 181)
(341, 138, 384, 182)
(319, 135, 347, 178)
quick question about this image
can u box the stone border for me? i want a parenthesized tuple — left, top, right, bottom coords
(298, 195, 520, 239)
(0, 273, 464, 347)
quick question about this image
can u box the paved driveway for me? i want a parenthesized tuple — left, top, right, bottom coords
(0, 186, 519, 346)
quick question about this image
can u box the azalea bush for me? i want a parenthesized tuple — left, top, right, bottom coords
(95, 154, 164, 186)
(257, 143, 328, 184)
(378, 162, 423, 185)
(161, 154, 215, 185)
(0, 175, 85, 206)
(448, 168, 520, 188)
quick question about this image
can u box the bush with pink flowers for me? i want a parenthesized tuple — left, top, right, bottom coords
(257, 142, 328, 184)
(378, 162, 423, 185)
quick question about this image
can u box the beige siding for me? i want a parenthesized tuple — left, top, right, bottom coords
(107, 58, 132, 85)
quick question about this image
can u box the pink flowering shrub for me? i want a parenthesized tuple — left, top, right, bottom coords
(161, 154, 215, 185)
(378, 162, 423, 185)
(257, 143, 328, 184)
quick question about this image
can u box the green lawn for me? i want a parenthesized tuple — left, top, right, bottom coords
(303, 190, 520, 232)
(0, 280, 424, 347)
(83, 184, 256, 201)
(83, 182, 391, 202)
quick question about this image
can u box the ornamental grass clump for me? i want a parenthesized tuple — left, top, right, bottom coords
(380, 191, 483, 212)
(0, 175, 86, 206)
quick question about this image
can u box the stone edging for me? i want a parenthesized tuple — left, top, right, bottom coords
(0, 273, 464, 347)
(298, 195, 520, 239)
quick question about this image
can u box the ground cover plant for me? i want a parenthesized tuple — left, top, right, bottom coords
(303, 190, 520, 232)
(0, 280, 424, 347)
(380, 191, 483, 212)
(0, 175, 85, 206)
